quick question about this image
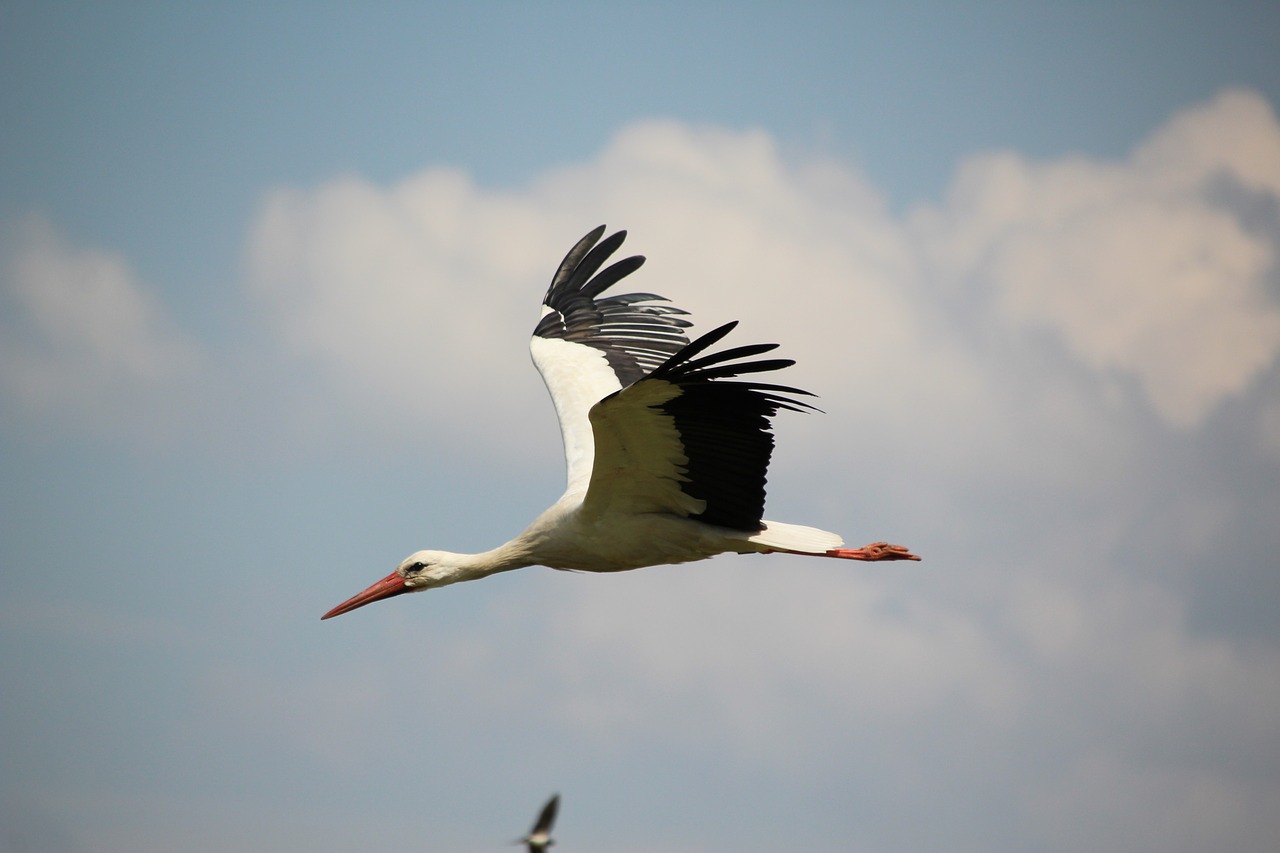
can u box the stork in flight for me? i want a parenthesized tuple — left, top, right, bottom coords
(516, 793, 559, 853)
(323, 226, 919, 620)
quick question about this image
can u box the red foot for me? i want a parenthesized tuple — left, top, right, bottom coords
(825, 542, 921, 561)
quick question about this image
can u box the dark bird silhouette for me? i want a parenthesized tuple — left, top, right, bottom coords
(517, 793, 559, 852)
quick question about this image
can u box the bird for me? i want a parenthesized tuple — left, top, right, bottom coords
(322, 226, 919, 620)
(516, 793, 560, 853)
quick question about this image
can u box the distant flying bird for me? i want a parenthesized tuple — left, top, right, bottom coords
(323, 226, 919, 620)
(516, 793, 560, 853)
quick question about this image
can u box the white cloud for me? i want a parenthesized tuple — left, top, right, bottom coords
(0, 215, 200, 437)
(236, 105, 1280, 839)
(244, 172, 582, 455)
(242, 122, 935, 458)
(1133, 89, 1280, 195)
(242, 91, 1280, 475)
(912, 88, 1280, 428)
(8, 91, 1280, 852)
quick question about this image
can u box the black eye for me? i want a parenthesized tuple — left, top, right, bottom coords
(409, 561, 428, 574)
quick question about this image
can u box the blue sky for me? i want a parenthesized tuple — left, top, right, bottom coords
(3, 3, 1280, 852)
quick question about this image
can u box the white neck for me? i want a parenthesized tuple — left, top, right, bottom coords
(417, 538, 538, 588)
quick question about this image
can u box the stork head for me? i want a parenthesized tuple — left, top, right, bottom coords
(321, 550, 462, 620)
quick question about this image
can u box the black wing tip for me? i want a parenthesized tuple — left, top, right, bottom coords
(546, 226, 642, 302)
(650, 320, 820, 410)
(548, 226, 614, 290)
(538, 228, 690, 383)
(577, 225, 626, 262)
(651, 321, 738, 368)
(577, 224, 609, 249)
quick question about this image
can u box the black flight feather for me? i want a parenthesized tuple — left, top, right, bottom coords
(536, 226, 692, 386)
(642, 322, 820, 530)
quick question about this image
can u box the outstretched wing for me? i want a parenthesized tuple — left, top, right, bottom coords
(530, 226, 692, 495)
(518, 793, 559, 852)
(582, 321, 819, 531)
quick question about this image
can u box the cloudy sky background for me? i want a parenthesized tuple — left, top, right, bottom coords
(3, 3, 1279, 851)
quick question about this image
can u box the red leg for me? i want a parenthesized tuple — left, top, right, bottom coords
(759, 542, 921, 561)
(825, 542, 921, 561)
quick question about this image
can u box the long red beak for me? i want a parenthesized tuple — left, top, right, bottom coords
(322, 571, 410, 620)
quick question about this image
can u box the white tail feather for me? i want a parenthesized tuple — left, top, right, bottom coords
(748, 520, 844, 554)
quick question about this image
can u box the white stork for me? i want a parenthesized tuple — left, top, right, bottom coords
(322, 226, 919, 620)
